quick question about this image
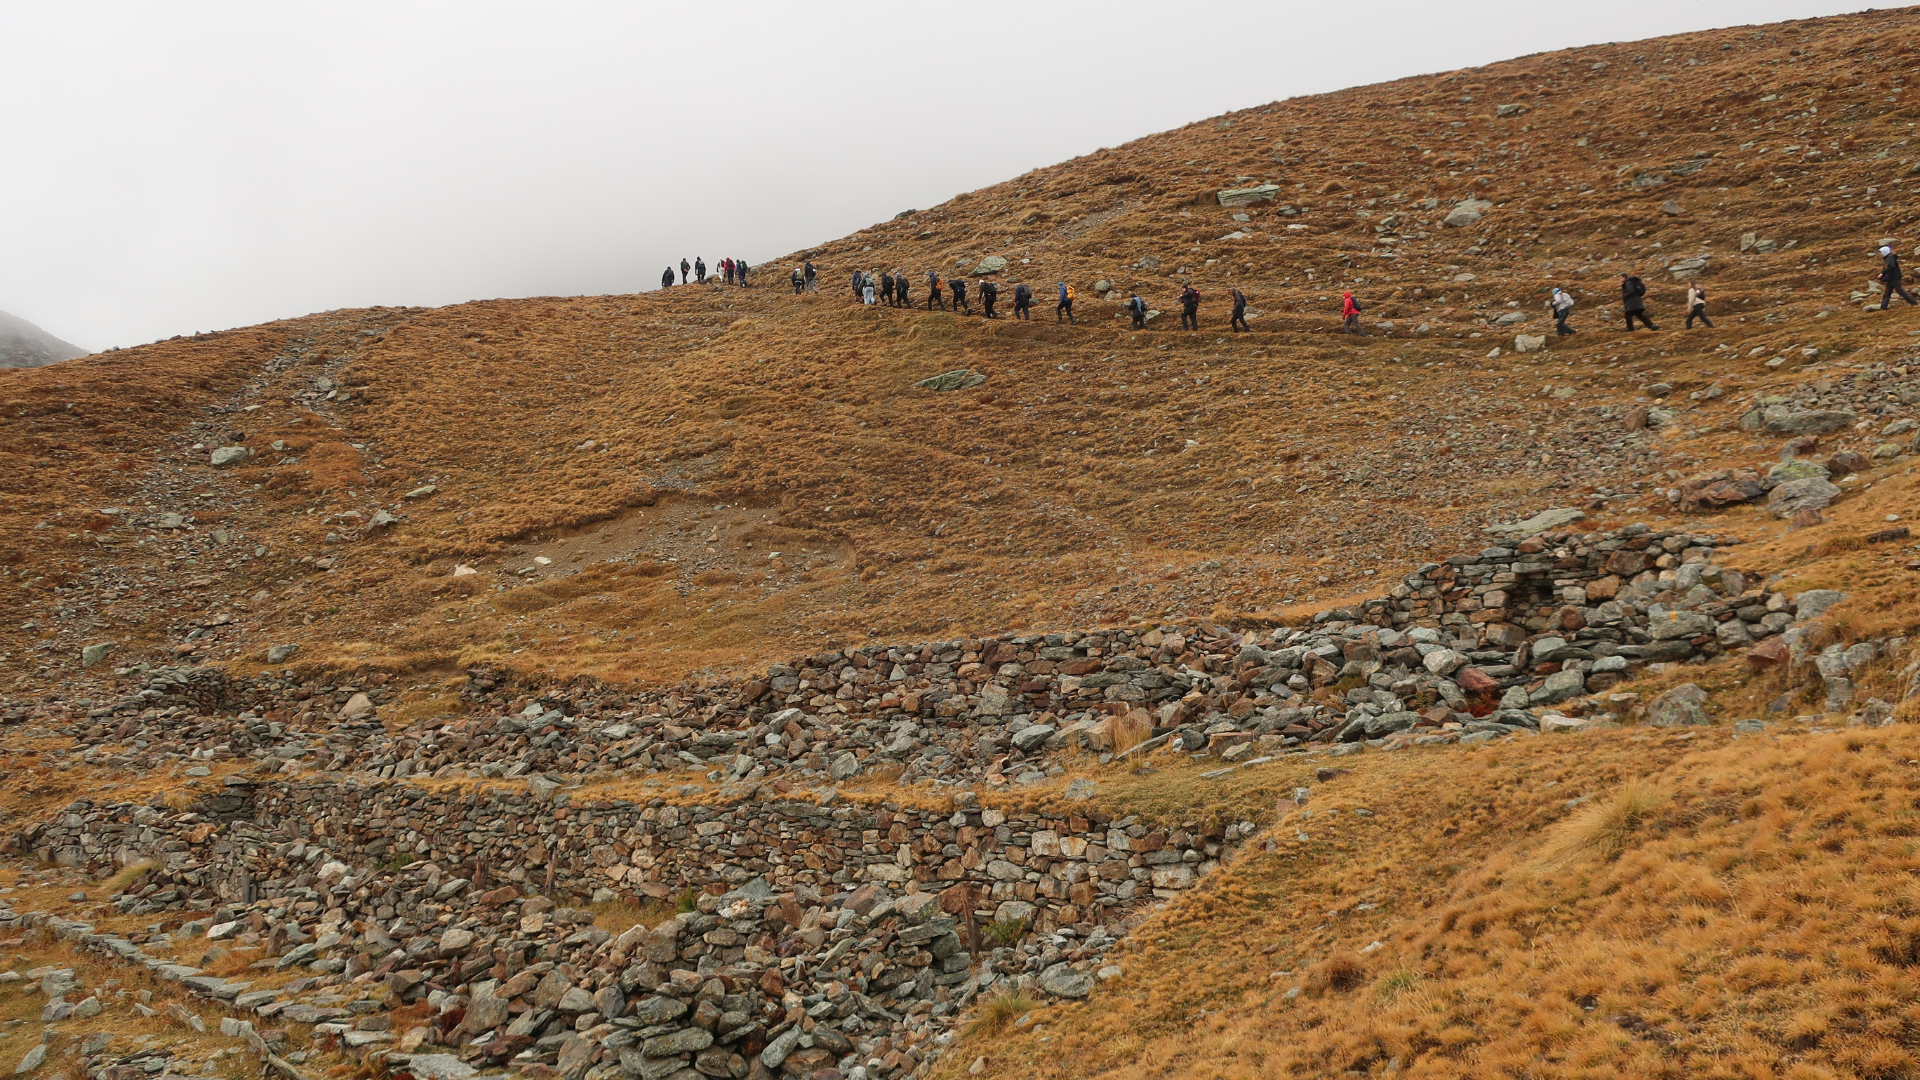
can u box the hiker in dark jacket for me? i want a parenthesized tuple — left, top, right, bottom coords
(980, 280, 998, 318)
(804, 261, 817, 293)
(851, 269, 865, 301)
(880, 272, 895, 306)
(1180, 285, 1201, 330)
(1685, 284, 1713, 329)
(662, 267, 674, 290)
(680, 258, 691, 285)
(1128, 294, 1147, 330)
(791, 266, 805, 293)
(737, 260, 749, 287)
(1012, 282, 1032, 320)
(694, 257, 706, 283)
(1881, 246, 1917, 309)
(894, 271, 910, 308)
(926, 271, 945, 311)
(1057, 282, 1075, 324)
(951, 277, 971, 314)
(1230, 287, 1248, 332)
(1621, 274, 1657, 330)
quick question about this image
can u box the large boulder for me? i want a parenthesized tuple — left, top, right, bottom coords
(1038, 962, 1096, 999)
(1648, 610, 1713, 641)
(914, 369, 987, 392)
(1444, 199, 1494, 227)
(1768, 477, 1841, 519)
(1529, 669, 1586, 705)
(1647, 683, 1711, 727)
(1765, 409, 1856, 436)
(1675, 469, 1765, 512)
(971, 256, 1008, 276)
(209, 446, 251, 467)
(1216, 184, 1282, 208)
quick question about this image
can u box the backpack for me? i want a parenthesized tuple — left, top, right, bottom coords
(1065, 285, 1076, 301)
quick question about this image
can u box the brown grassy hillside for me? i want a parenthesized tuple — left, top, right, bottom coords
(3, 8, 1920, 695)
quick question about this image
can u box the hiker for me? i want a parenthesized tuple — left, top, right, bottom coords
(1685, 283, 1714, 329)
(1881, 246, 1918, 309)
(680, 258, 691, 285)
(804, 261, 818, 293)
(791, 266, 805, 293)
(852, 269, 865, 301)
(879, 271, 893, 306)
(863, 272, 876, 306)
(1180, 284, 1201, 331)
(952, 277, 971, 314)
(1057, 282, 1075, 324)
(1128, 293, 1147, 330)
(661, 267, 674, 290)
(737, 259, 749, 287)
(1621, 274, 1656, 330)
(1012, 281, 1032, 320)
(895, 271, 910, 308)
(1229, 287, 1248, 332)
(695, 257, 706, 283)
(927, 270, 946, 311)
(1341, 291, 1363, 335)
(723, 257, 734, 285)
(1549, 288, 1576, 335)
(981, 279, 998, 318)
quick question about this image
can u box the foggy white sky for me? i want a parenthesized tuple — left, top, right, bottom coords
(0, 1, 1868, 351)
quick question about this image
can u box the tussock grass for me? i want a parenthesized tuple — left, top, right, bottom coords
(101, 859, 158, 896)
(1305, 951, 1366, 995)
(1108, 710, 1152, 756)
(966, 991, 1036, 1040)
(590, 895, 677, 934)
(1533, 781, 1669, 869)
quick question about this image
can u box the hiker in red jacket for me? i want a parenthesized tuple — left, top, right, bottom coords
(1341, 292, 1364, 335)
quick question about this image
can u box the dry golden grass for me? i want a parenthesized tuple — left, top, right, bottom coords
(932, 724, 1920, 1080)
(589, 895, 677, 934)
(966, 990, 1037, 1040)
(1532, 780, 1669, 869)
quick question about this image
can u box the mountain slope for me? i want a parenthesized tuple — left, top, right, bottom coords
(0, 309, 87, 368)
(0, 9, 1918, 695)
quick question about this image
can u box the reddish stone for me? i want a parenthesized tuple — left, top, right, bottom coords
(1746, 637, 1790, 671)
(1056, 658, 1103, 675)
(1455, 667, 1500, 696)
(1515, 536, 1549, 554)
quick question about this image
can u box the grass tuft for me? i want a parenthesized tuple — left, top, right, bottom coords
(1535, 781, 1668, 868)
(1307, 950, 1367, 995)
(1109, 710, 1153, 756)
(966, 990, 1036, 1039)
(985, 918, 1028, 946)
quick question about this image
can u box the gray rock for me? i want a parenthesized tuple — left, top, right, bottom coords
(79, 642, 114, 669)
(630, 996, 688, 1027)
(640, 1027, 712, 1057)
(1422, 649, 1466, 676)
(555, 986, 596, 1013)
(1011, 725, 1056, 752)
(914, 369, 987, 392)
(1765, 409, 1856, 436)
(209, 446, 251, 467)
(1732, 719, 1768, 735)
(971, 256, 1008, 276)
(404, 484, 437, 500)
(759, 1027, 802, 1069)
(527, 776, 562, 800)
(1483, 507, 1584, 538)
(15, 1045, 44, 1076)
(1768, 477, 1841, 519)
(397, 1055, 474, 1080)
(1216, 184, 1282, 208)
(369, 510, 398, 528)
(1092, 279, 1112, 293)
(1668, 256, 1708, 279)
(1794, 590, 1847, 620)
(1647, 683, 1710, 727)
(827, 752, 859, 780)
(1763, 460, 1830, 488)
(1037, 963, 1095, 999)
(1529, 669, 1586, 705)
(1064, 778, 1096, 800)
(1443, 199, 1493, 228)
(1648, 610, 1713, 641)
(266, 644, 299, 664)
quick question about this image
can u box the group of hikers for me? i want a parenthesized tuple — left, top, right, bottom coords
(660, 257, 749, 288)
(659, 242, 1912, 337)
